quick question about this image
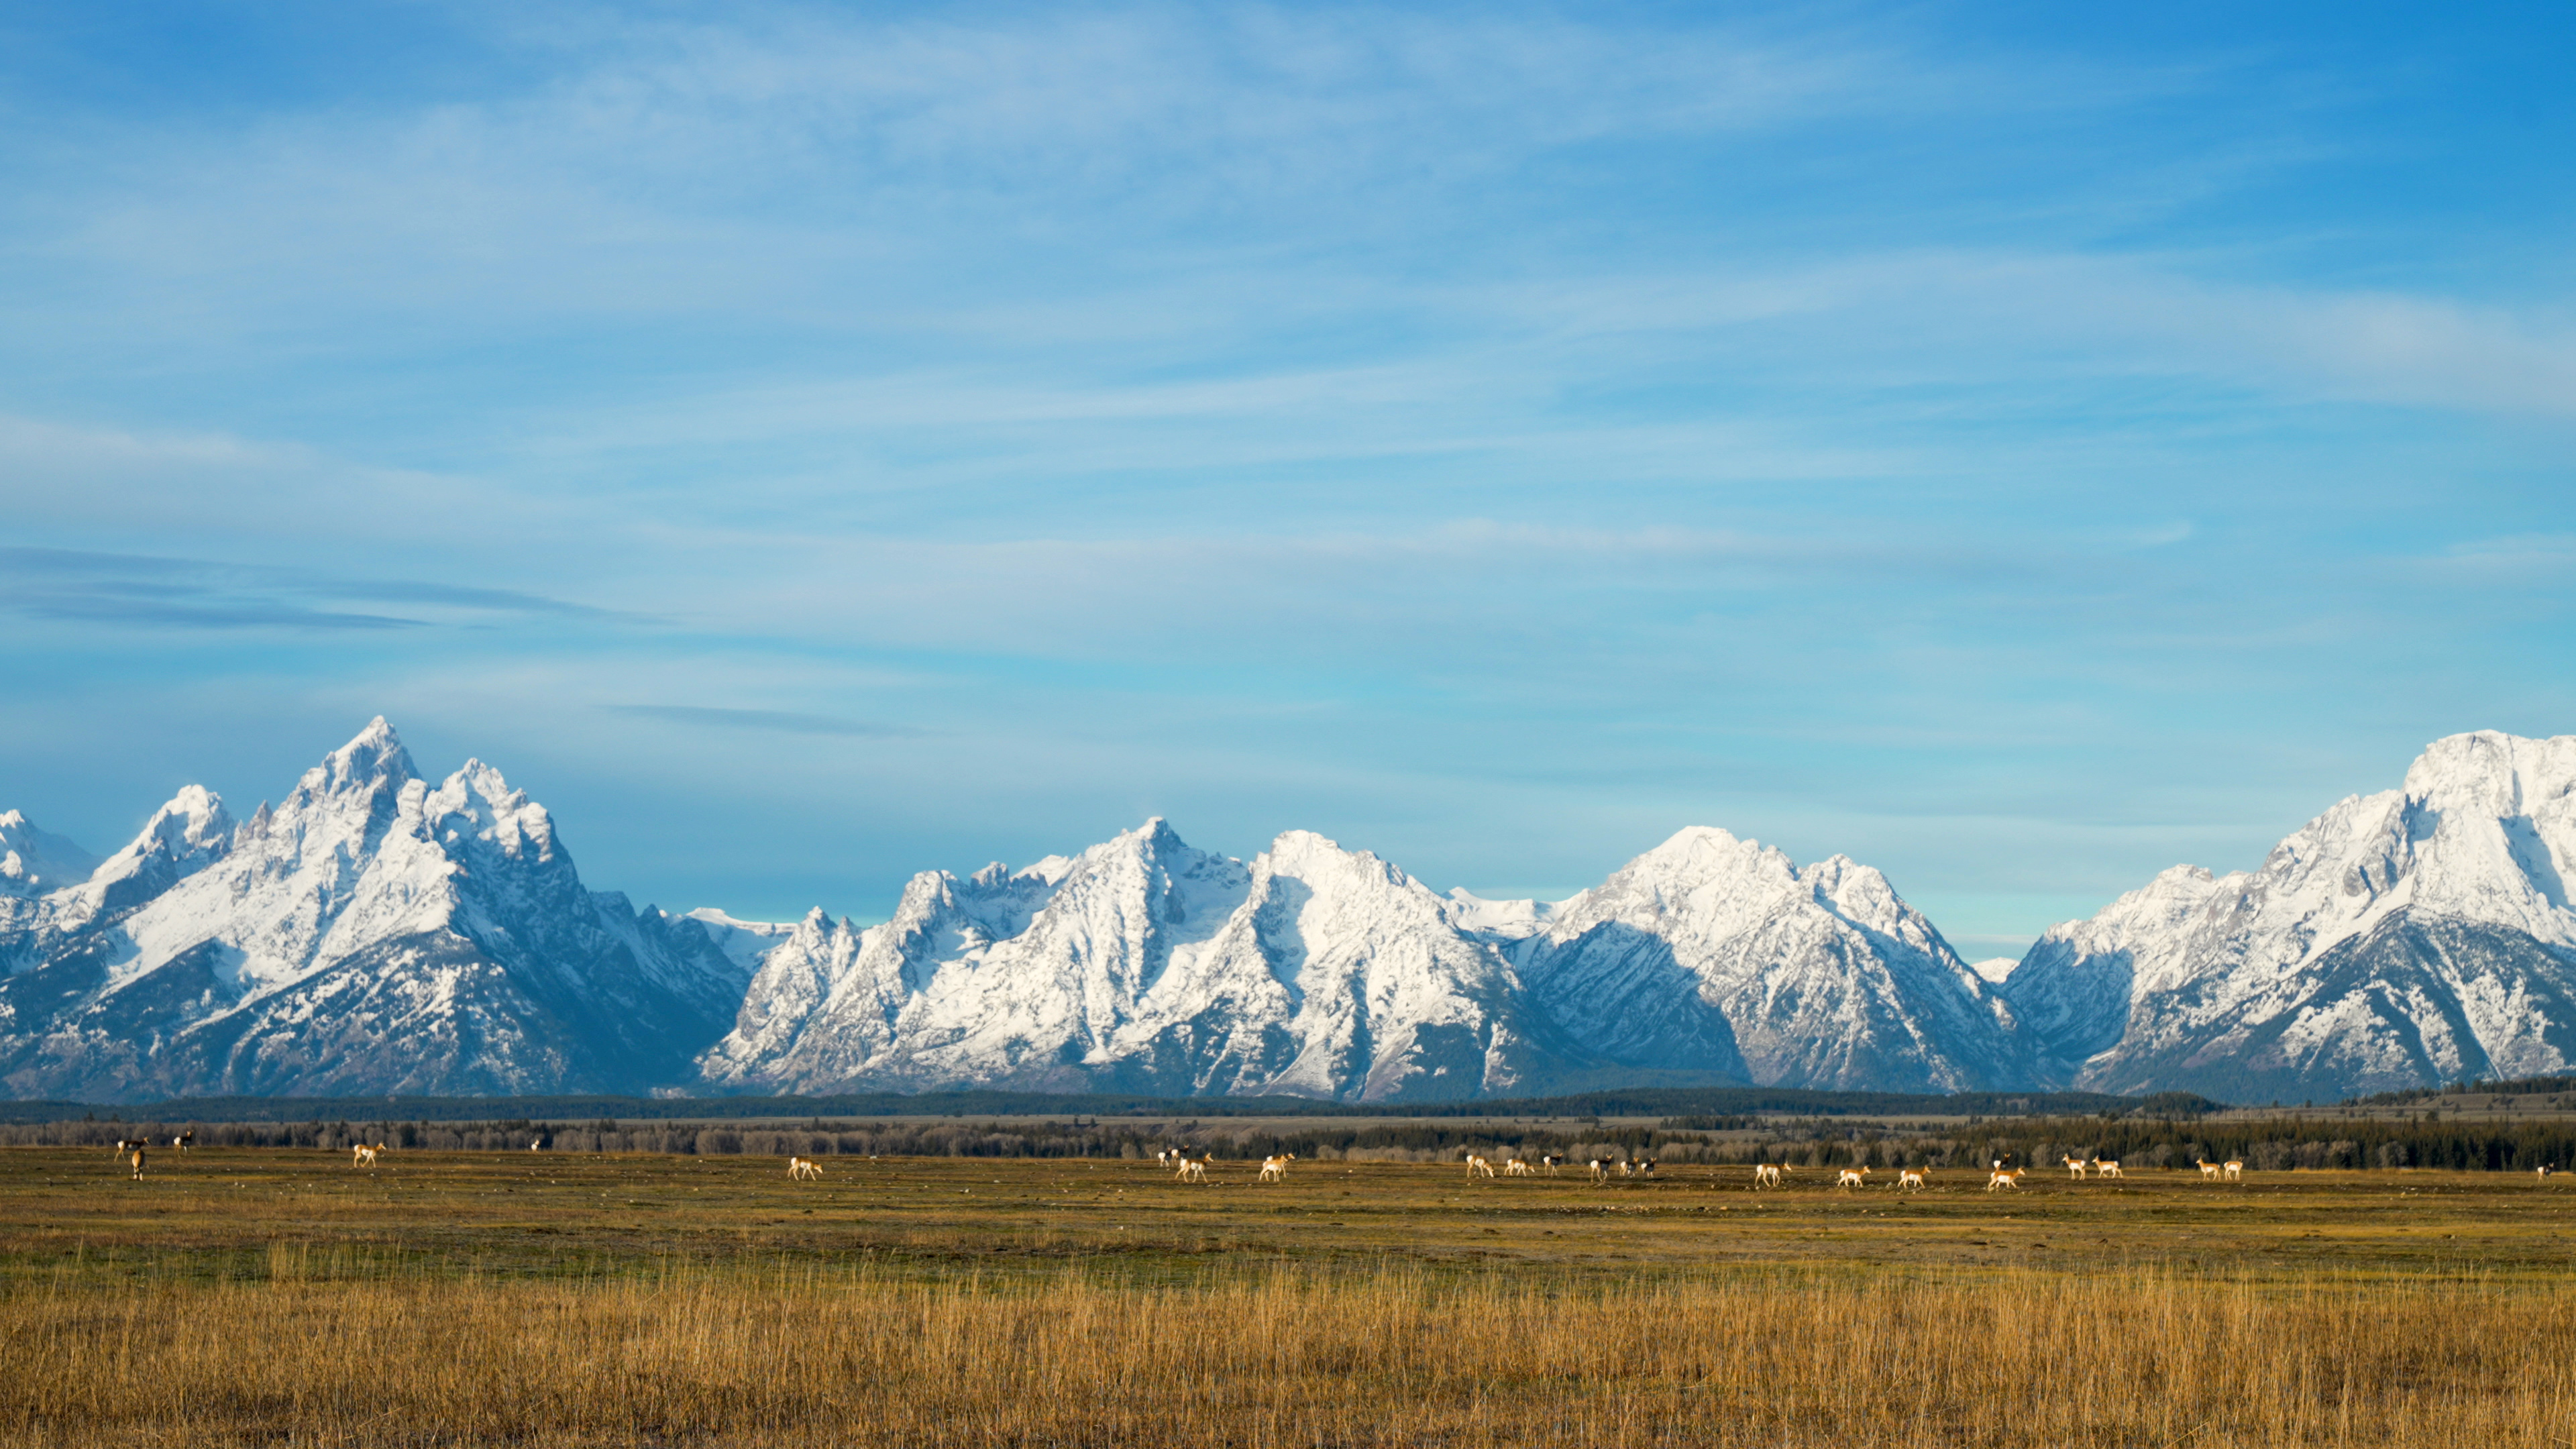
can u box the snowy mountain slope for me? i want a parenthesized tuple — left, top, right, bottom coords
(702, 822, 1607, 1101)
(1464, 827, 2031, 1093)
(706, 821, 2024, 1099)
(2002, 731, 2576, 1099)
(0, 720, 752, 1101)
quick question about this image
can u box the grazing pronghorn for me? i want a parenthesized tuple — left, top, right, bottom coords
(788, 1157, 823, 1181)
(1503, 1157, 1533, 1177)
(1464, 1155, 1497, 1179)
(1588, 1158, 1612, 1184)
(171, 1130, 194, 1153)
(2196, 1159, 2223, 1181)
(1835, 1166, 1872, 1191)
(2063, 1155, 2090, 1179)
(2222, 1159, 2244, 1181)
(126, 1144, 146, 1179)
(2092, 1158, 2122, 1179)
(1258, 1155, 1295, 1182)
(1540, 1155, 1564, 1176)
(1752, 1162, 1784, 1189)
(1896, 1167, 1928, 1191)
(1985, 1167, 2024, 1192)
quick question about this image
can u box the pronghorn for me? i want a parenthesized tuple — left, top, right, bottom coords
(1896, 1167, 1928, 1191)
(2093, 1158, 2122, 1179)
(2222, 1159, 2244, 1181)
(171, 1130, 195, 1153)
(2196, 1159, 2223, 1181)
(127, 1144, 146, 1179)
(1752, 1162, 1784, 1190)
(352, 1144, 382, 1168)
(1180, 1157, 1209, 1183)
(1464, 1155, 1497, 1179)
(1503, 1157, 1533, 1177)
(1835, 1166, 1871, 1190)
(2537, 1164, 2554, 1178)
(1540, 1154, 1564, 1176)
(1258, 1154, 1295, 1182)
(1156, 1148, 1175, 1169)
(1615, 1158, 1633, 1178)
(1635, 1157, 1658, 1177)
(788, 1157, 823, 1181)
(1985, 1167, 2024, 1192)
(2063, 1155, 2090, 1179)
(1588, 1157, 1612, 1184)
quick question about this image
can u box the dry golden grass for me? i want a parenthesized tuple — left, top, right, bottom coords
(9, 1266, 2575, 1446)
(7, 1148, 2576, 1445)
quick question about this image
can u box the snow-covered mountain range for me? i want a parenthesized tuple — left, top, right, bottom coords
(0, 720, 751, 1100)
(5, 722, 2570, 1104)
(2001, 731, 2576, 1101)
(698, 818, 2032, 1101)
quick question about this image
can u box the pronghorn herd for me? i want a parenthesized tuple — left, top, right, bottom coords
(111, 1127, 2569, 1200)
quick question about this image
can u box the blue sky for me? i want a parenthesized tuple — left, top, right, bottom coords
(3, 1, 2571, 955)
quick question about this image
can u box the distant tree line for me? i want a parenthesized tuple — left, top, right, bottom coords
(13, 1108, 2572, 1171)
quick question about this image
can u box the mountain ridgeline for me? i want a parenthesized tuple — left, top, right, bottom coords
(3, 722, 2572, 1104)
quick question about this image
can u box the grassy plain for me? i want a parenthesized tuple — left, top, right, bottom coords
(5, 1146, 2575, 1446)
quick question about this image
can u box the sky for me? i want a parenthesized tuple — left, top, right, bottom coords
(2, 1, 2571, 957)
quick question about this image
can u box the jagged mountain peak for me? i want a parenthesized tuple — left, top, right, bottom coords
(297, 716, 420, 804)
(2404, 730, 2576, 814)
(1261, 828, 1411, 888)
(0, 720, 748, 1102)
(0, 811, 100, 896)
(1515, 823, 2017, 1093)
(2006, 728, 2576, 1099)
(54, 784, 235, 926)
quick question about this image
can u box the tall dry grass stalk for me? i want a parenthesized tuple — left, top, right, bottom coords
(3, 1265, 2568, 1446)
